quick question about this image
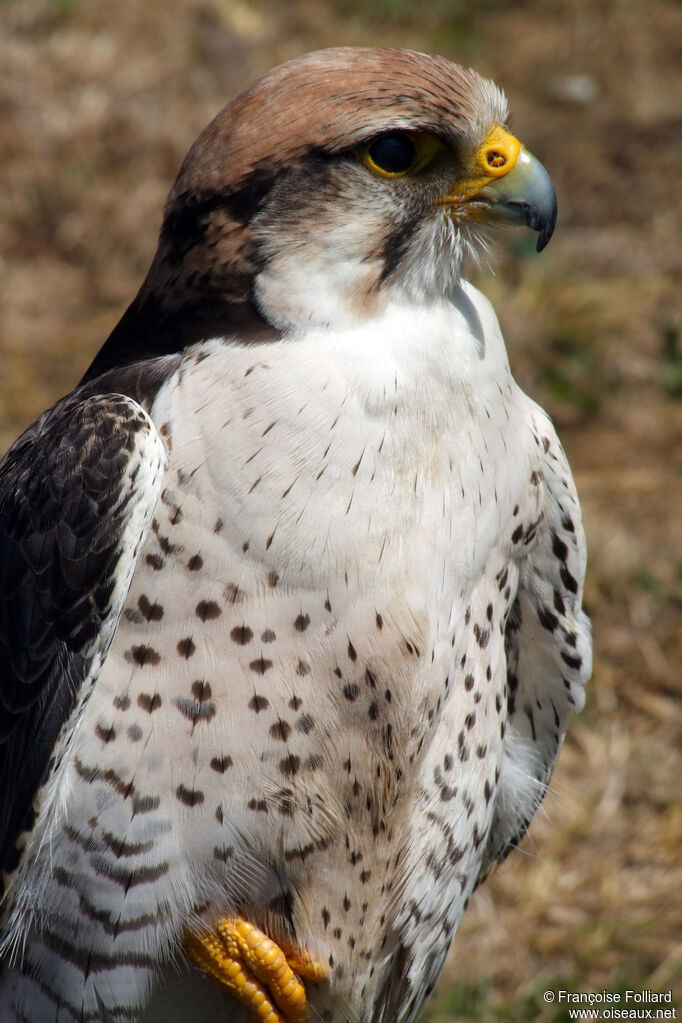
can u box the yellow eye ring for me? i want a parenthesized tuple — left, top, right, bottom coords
(363, 133, 418, 177)
(358, 131, 447, 180)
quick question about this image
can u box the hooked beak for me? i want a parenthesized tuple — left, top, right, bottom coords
(476, 147, 558, 252)
(439, 126, 558, 252)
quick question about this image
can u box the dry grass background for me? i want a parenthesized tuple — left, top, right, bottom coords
(1, 0, 680, 1019)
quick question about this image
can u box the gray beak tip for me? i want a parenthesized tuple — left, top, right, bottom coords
(477, 148, 558, 252)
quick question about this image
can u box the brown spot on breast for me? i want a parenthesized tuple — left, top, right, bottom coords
(126, 644, 161, 667)
(249, 657, 273, 674)
(196, 600, 222, 621)
(231, 625, 254, 645)
(473, 624, 490, 648)
(177, 637, 196, 659)
(192, 680, 212, 701)
(95, 723, 116, 744)
(270, 720, 292, 741)
(176, 785, 204, 807)
(174, 690, 216, 725)
(151, 520, 177, 555)
(284, 842, 314, 862)
(187, 554, 203, 571)
(214, 845, 234, 863)
(211, 755, 233, 773)
(137, 692, 162, 714)
(279, 754, 301, 777)
(457, 730, 469, 762)
(294, 613, 310, 632)
(249, 694, 269, 712)
(138, 594, 164, 622)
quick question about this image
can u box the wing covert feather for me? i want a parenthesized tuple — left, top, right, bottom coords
(483, 408, 591, 870)
(0, 392, 165, 879)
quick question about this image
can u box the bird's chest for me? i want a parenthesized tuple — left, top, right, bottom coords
(135, 329, 533, 753)
(143, 340, 528, 759)
(154, 328, 531, 602)
(136, 340, 525, 758)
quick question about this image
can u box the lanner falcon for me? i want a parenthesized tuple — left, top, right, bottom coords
(0, 47, 591, 1023)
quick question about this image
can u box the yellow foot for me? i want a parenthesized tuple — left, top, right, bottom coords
(184, 916, 327, 1023)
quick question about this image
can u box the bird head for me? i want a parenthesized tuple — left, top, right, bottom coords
(87, 47, 556, 380)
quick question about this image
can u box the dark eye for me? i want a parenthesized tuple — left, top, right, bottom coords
(367, 133, 417, 175)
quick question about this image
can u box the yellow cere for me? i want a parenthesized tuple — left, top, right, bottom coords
(435, 124, 524, 206)
(475, 124, 522, 180)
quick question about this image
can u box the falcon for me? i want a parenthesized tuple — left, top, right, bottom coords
(0, 47, 591, 1023)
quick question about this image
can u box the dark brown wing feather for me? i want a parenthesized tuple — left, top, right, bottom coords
(0, 393, 165, 883)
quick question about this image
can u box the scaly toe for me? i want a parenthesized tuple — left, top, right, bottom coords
(184, 915, 326, 1023)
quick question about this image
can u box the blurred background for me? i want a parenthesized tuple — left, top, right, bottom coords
(1, 0, 680, 1019)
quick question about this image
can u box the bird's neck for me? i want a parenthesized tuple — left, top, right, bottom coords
(80, 285, 278, 386)
(81, 186, 277, 384)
